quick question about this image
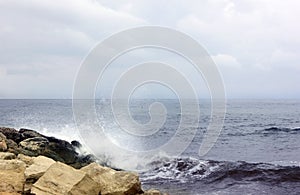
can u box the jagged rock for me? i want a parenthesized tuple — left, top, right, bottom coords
(24, 156, 56, 193)
(0, 152, 16, 160)
(0, 160, 26, 193)
(5, 139, 18, 152)
(19, 137, 49, 152)
(43, 136, 77, 164)
(0, 127, 95, 168)
(19, 128, 44, 140)
(25, 155, 56, 180)
(0, 133, 7, 152)
(81, 162, 143, 195)
(31, 162, 100, 195)
(0, 128, 22, 144)
(71, 140, 82, 148)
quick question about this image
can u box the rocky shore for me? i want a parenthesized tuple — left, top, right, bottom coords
(0, 127, 167, 195)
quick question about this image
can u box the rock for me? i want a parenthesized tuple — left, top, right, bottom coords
(143, 189, 164, 195)
(0, 152, 16, 160)
(5, 139, 18, 152)
(24, 156, 56, 193)
(43, 136, 78, 164)
(19, 137, 49, 152)
(0, 192, 21, 195)
(31, 162, 100, 195)
(81, 162, 143, 195)
(0, 128, 22, 144)
(0, 160, 26, 193)
(0, 133, 7, 152)
(25, 156, 56, 180)
(19, 128, 44, 140)
(17, 154, 34, 166)
(0, 127, 95, 168)
(71, 140, 82, 148)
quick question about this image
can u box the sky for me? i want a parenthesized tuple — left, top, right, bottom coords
(0, 0, 300, 99)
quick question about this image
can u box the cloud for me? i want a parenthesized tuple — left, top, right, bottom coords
(0, 0, 145, 98)
(0, 0, 299, 98)
(213, 54, 241, 69)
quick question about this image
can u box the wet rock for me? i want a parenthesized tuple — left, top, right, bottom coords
(0, 152, 16, 160)
(31, 162, 100, 195)
(43, 136, 77, 164)
(81, 162, 143, 195)
(0, 160, 26, 193)
(19, 137, 49, 152)
(71, 140, 82, 148)
(0, 128, 22, 144)
(0, 127, 95, 168)
(19, 128, 44, 140)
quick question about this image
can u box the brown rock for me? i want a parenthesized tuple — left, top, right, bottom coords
(24, 156, 56, 193)
(17, 154, 34, 166)
(31, 162, 100, 195)
(0, 160, 26, 193)
(25, 155, 56, 180)
(143, 189, 164, 195)
(0, 152, 16, 160)
(81, 162, 143, 195)
(0, 133, 7, 152)
(0, 192, 21, 195)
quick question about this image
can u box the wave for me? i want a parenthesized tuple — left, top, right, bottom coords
(140, 157, 300, 185)
(262, 127, 300, 133)
(227, 126, 300, 137)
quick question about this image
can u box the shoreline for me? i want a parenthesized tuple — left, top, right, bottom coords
(0, 126, 168, 195)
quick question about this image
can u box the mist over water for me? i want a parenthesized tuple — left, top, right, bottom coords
(1, 99, 300, 194)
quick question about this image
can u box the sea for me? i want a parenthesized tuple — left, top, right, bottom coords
(0, 99, 300, 195)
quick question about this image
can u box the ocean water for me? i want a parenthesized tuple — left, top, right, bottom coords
(0, 99, 300, 194)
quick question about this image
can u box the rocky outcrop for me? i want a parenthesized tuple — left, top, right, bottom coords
(31, 162, 100, 195)
(0, 127, 94, 168)
(0, 127, 168, 195)
(0, 160, 26, 194)
(81, 162, 143, 195)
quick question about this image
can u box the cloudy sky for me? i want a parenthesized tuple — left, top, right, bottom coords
(0, 0, 299, 99)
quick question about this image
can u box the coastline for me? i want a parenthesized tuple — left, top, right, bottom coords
(0, 127, 168, 195)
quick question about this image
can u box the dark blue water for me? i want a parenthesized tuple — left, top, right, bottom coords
(0, 99, 300, 194)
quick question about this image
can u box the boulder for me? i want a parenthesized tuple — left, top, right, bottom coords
(0, 133, 7, 152)
(31, 162, 100, 195)
(24, 156, 56, 193)
(25, 156, 56, 181)
(0, 128, 22, 144)
(81, 162, 143, 195)
(19, 128, 44, 140)
(0, 160, 26, 193)
(0, 152, 16, 160)
(19, 137, 49, 152)
(5, 139, 18, 153)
